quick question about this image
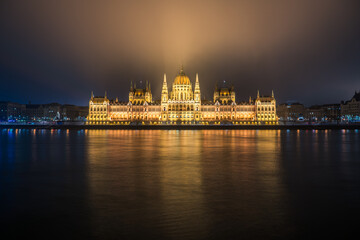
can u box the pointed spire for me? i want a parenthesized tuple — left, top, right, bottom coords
(161, 73, 168, 102)
(130, 81, 133, 91)
(91, 91, 94, 99)
(105, 91, 107, 99)
(257, 90, 260, 98)
(116, 97, 119, 102)
(162, 73, 168, 93)
(249, 96, 252, 103)
(195, 73, 200, 91)
(272, 90, 274, 98)
(194, 73, 201, 103)
(179, 65, 184, 75)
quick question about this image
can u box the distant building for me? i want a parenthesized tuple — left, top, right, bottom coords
(25, 104, 45, 121)
(341, 91, 360, 121)
(0, 102, 6, 121)
(277, 103, 306, 121)
(43, 103, 62, 121)
(62, 105, 88, 121)
(0, 101, 88, 122)
(306, 105, 325, 122)
(304, 104, 340, 122)
(322, 104, 341, 121)
(0, 101, 26, 122)
(276, 102, 340, 123)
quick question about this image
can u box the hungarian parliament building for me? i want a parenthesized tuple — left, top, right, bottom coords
(87, 67, 278, 125)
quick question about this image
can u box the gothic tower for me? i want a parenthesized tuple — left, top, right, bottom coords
(194, 73, 201, 121)
(161, 73, 169, 121)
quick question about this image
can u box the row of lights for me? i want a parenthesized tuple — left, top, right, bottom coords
(87, 121, 278, 125)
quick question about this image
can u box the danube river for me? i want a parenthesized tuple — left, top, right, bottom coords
(1, 129, 359, 239)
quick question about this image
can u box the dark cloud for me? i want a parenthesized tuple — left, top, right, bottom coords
(1, 0, 360, 105)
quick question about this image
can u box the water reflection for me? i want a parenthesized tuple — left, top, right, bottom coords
(1, 130, 359, 239)
(85, 130, 287, 239)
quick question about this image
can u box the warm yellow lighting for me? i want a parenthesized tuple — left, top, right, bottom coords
(88, 68, 278, 125)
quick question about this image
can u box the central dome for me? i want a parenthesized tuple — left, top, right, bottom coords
(173, 68, 191, 85)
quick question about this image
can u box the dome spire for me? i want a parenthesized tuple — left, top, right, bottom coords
(180, 65, 185, 75)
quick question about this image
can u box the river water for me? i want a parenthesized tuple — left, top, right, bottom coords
(1, 129, 359, 239)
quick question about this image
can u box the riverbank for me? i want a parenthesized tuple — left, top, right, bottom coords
(1, 124, 360, 130)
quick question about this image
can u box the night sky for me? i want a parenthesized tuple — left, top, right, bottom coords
(1, 0, 360, 106)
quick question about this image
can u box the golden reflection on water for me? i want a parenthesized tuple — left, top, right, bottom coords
(85, 130, 284, 238)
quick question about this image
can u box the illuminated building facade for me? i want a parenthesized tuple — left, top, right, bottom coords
(341, 91, 360, 122)
(87, 67, 278, 125)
